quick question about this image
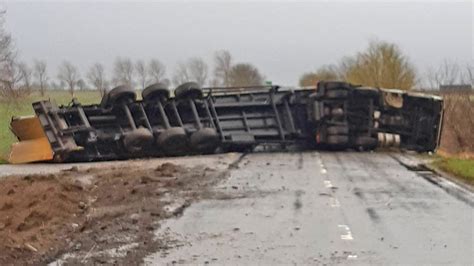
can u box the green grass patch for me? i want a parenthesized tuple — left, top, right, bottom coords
(433, 157, 474, 185)
(0, 90, 102, 160)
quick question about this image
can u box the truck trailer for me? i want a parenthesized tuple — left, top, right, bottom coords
(8, 81, 444, 163)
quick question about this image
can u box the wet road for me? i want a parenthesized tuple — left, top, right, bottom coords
(146, 151, 473, 265)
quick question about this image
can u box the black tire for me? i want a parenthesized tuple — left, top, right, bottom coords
(327, 135, 349, 145)
(354, 136, 378, 150)
(326, 89, 349, 99)
(174, 82, 203, 99)
(142, 83, 170, 102)
(123, 127, 154, 154)
(156, 127, 188, 154)
(102, 85, 136, 108)
(189, 128, 220, 153)
(327, 126, 349, 135)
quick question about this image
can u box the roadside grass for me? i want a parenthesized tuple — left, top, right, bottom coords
(0, 90, 102, 162)
(432, 156, 474, 186)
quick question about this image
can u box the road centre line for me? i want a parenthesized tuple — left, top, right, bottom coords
(324, 180, 333, 188)
(347, 254, 358, 259)
(338, 224, 354, 240)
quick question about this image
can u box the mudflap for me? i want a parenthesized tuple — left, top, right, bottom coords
(8, 116, 54, 164)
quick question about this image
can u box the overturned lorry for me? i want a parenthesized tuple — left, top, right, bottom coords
(8, 81, 444, 163)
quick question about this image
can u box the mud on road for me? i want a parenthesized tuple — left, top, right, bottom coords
(0, 154, 241, 265)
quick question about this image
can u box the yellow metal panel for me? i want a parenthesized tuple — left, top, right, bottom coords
(8, 137, 54, 164)
(10, 116, 46, 140)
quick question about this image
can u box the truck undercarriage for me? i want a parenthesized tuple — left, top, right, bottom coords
(8, 81, 444, 163)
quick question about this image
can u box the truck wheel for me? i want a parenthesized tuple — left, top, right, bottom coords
(102, 85, 136, 108)
(327, 126, 349, 135)
(174, 82, 203, 99)
(157, 127, 188, 154)
(327, 135, 349, 145)
(190, 128, 220, 154)
(326, 89, 349, 99)
(123, 127, 154, 154)
(142, 83, 170, 102)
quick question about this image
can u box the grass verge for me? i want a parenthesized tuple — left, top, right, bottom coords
(0, 90, 102, 161)
(432, 156, 474, 186)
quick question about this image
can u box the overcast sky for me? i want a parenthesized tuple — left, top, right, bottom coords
(3, 1, 473, 86)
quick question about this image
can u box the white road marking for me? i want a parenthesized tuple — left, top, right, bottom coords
(321, 168, 327, 174)
(338, 224, 354, 240)
(324, 180, 333, 188)
(347, 254, 358, 259)
(329, 197, 340, 207)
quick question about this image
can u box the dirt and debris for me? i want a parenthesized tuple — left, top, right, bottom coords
(0, 162, 227, 265)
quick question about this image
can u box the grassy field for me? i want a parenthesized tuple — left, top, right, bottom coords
(0, 90, 103, 160)
(432, 157, 474, 186)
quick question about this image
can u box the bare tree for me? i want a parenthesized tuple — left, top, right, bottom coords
(172, 62, 190, 86)
(426, 60, 462, 89)
(464, 64, 474, 86)
(425, 61, 474, 90)
(33, 60, 48, 96)
(87, 63, 108, 96)
(112, 57, 134, 87)
(213, 50, 233, 86)
(188, 57, 208, 87)
(148, 59, 166, 84)
(57, 61, 80, 96)
(0, 10, 21, 98)
(0, 59, 28, 98)
(173, 57, 208, 87)
(0, 11, 14, 66)
(135, 60, 148, 90)
(228, 63, 264, 86)
(18, 62, 32, 92)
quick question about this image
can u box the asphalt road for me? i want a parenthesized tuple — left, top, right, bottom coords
(145, 151, 473, 265)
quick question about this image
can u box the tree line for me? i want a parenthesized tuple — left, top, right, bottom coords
(0, 13, 265, 98)
(1, 50, 266, 98)
(299, 40, 473, 90)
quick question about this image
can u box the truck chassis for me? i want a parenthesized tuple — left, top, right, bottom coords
(8, 81, 444, 163)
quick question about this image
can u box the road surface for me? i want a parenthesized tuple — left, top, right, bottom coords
(144, 151, 473, 265)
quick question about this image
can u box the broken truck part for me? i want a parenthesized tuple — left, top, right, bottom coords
(8, 81, 444, 163)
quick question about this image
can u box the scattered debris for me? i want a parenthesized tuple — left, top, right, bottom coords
(0, 162, 225, 265)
